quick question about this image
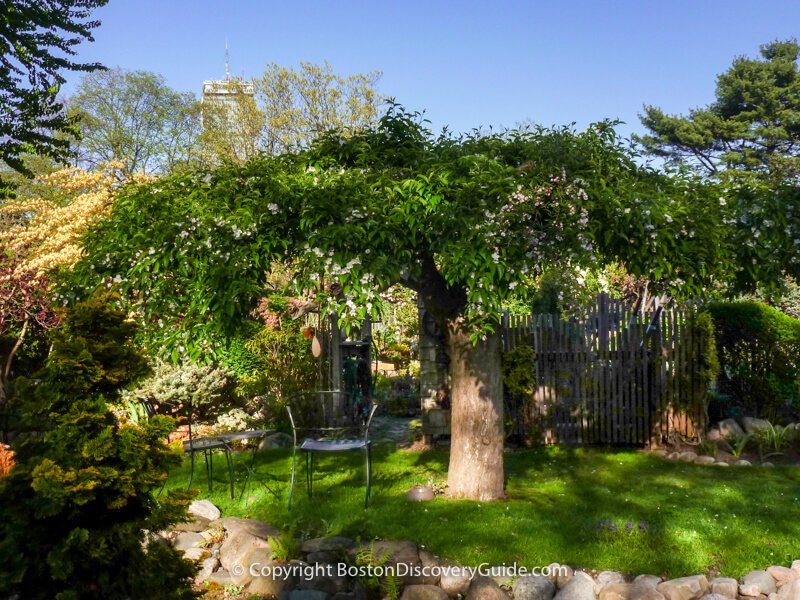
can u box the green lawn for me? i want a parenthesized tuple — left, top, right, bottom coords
(164, 444, 800, 578)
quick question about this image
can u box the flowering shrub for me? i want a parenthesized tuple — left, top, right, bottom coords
(0, 443, 14, 477)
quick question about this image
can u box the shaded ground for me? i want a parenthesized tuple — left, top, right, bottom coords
(164, 444, 800, 579)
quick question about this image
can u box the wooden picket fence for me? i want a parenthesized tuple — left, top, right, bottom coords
(502, 293, 707, 446)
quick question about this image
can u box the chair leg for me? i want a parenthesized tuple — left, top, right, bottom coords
(288, 447, 297, 511)
(204, 450, 213, 494)
(365, 444, 372, 509)
(224, 448, 235, 500)
(187, 450, 196, 491)
(308, 452, 314, 498)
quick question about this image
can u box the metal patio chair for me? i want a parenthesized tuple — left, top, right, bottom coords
(139, 397, 235, 499)
(286, 390, 378, 510)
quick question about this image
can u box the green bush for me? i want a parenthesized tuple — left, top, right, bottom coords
(501, 343, 540, 446)
(121, 361, 235, 423)
(0, 291, 197, 600)
(706, 301, 800, 420)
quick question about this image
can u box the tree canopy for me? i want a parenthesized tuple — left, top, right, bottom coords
(639, 39, 800, 183)
(65, 105, 800, 499)
(0, 0, 107, 185)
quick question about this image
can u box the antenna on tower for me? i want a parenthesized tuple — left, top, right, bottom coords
(225, 39, 230, 80)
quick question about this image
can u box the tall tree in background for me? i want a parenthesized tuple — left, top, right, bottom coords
(0, 0, 107, 186)
(257, 61, 381, 154)
(68, 68, 201, 176)
(639, 39, 800, 183)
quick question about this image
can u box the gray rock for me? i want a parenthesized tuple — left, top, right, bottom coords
(599, 583, 666, 600)
(768, 567, 800, 588)
(189, 499, 221, 522)
(418, 549, 443, 586)
(709, 577, 738, 598)
(207, 568, 234, 586)
(713, 462, 730, 467)
(307, 550, 347, 565)
(358, 540, 425, 585)
(698, 594, 731, 600)
(195, 557, 218, 583)
(793, 561, 800, 574)
(299, 572, 351, 595)
(694, 456, 716, 465)
(716, 418, 745, 439)
(406, 486, 436, 502)
(467, 576, 511, 600)
(554, 571, 596, 600)
(212, 516, 279, 540)
(183, 547, 206, 561)
(437, 560, 471, 595)
(597, 571, 627, 589)
(549, 564, 574, 589)
(666, 452, 681, 461)
(248, 561, 296, 597)
(280, 591, 331, 600)
(678, 452, 698, 463)
(634, 576, 663, 589)
(762, 462, 775, 468)
(743, 417, 770, 434)
(651, 449, 668, 457)
(259, 432, 293, 450)
(778, 580, 800, 600)
(332, 584, 368, 600)
(173, 531, 204, 552)
(173, 516, 211, 533)
(400, 585, 450, 600)
(219, 528, 270, 572)
(302, 536, 357, 554)
(740, 571, 777, 597)
(707, 428, 722, 442)
(513, 575, 556, 600)
(736, 460, 753, 466)
(657, 575, 709, 600)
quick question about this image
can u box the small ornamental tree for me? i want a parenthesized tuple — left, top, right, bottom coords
(70, 106, 798, 500)
(0, 291, 197, 599)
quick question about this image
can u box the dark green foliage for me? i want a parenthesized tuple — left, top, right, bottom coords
(0, 291, 198, 600)
(706, 301, 800, 420)
(671, 309, 720, 431)
(639, 39, 800, 182)
(0, 0, 107, 186)
(501, 343, 539, 445)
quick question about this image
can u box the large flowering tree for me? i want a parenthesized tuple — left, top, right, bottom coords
(69, 106, 799, 500)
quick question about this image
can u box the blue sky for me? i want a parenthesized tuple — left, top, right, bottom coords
(64, 0, 800, 139)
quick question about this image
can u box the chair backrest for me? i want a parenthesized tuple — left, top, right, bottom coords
(136, 397, 196, 446)
(286, 390, 378, 442)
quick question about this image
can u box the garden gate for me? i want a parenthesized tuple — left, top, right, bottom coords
(502, 293, 706, 445)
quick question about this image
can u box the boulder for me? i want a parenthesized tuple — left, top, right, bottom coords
(400, 585, 450, 600)
(707, 428, 722, 442)
(212, 516, 279, 540)
(513, 575, 556, 600)
(173, 517, 211, 533)
(418, 549, 443, 586)
(189, 499, 221, 522)
(183, 547, 206, 561)
(219, 527, 270, 572)
(651, 449, 668, 457)
(716, 419, 745, 439)
(678, 452, 698, 463)
(762, 462, 775, 468)
(467, 576, 511, 600)
(437, 560, 471, 595)
(694, 456, 716, 465)
(743, 417, 770, 434)
(548, 564, 574, 589)
(195, 557, 218, 583)
(303, 536, 357, 554)
(778, 580, 800, 600)
(793, 561, 800, 574)
(740, 571, 777, 597)
(207, 568, 234, 586)
(307, 550, 347, 565)
(634, 576, 663, 589)
(407, 486, 436, 502)
(666, 452, 681, 461)
(332, 584, 368, 600)
(713, 462, 730, 467)
(599, 583, 666, 600)
(698, 594, 732, 600)
(767, 567, 799, 589)
(173, 531, 204, 552)
(248, 561, 296, 597)
(709, 577, 738, 598)
(357, 540, 425, 585)
(299, 572, 351, 595)
(657, 575, 709, 600)
(735, 460, 753, 466)
(554, 571, 596, 600)
(281, 591, 331, 600)
(597, 571, 627, 589)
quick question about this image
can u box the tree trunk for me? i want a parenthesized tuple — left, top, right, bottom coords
(445, 318, 505, 500)
(0, 317, 29, 407)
